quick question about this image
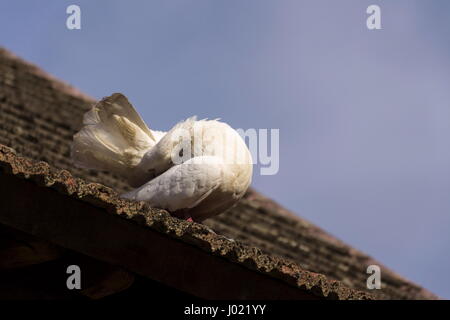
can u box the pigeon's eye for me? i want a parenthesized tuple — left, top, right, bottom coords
(179, 149, 184, 158)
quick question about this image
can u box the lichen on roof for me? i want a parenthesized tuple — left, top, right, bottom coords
(0, 144, 374, 300)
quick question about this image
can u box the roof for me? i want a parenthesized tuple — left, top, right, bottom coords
(0, 47, 438, 300)
(0, 144, 372, 300)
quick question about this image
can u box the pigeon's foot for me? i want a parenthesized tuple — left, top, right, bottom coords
(172, 209, 195, 223)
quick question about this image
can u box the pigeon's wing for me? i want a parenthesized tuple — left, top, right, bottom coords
(121, 156, 223, 212)
(84, 93, 155, 141)
(72, 93, 156, 178)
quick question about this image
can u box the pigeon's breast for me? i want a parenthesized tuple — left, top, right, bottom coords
(191, 120, 253, 217)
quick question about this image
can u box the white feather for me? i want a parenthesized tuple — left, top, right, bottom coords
(72, 93, 253, 221)
(71, 93, 158, 180)
(122, 156, 223, 212)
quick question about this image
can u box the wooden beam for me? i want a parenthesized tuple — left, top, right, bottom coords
(0, 224, 63, 269)
(0, 172, 319, 300)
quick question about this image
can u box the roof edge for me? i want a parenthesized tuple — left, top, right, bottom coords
(0, 143, 375, 300)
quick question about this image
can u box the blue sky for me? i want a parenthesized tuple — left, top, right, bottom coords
(1, 0, 449, 298)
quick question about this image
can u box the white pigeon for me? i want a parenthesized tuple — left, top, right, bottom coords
(71, 93, 253, 222)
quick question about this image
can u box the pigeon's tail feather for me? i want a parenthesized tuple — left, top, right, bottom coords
(71, 93, 157, 181)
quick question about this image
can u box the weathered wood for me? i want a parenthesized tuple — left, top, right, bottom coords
(0, 223, 135, 299)
(81, 266, 135, 299)
(0, 224, 63, 269)
(0, 173, 321, 300)
(61, 252, 135, 299)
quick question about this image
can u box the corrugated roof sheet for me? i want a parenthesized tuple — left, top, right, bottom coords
(0, 144, 375, 299)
